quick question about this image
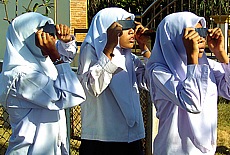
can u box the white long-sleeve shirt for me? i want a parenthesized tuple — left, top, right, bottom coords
(4, 41, 86, 155)
(77, 44, 148, 143)
(149, 58, 230, 155)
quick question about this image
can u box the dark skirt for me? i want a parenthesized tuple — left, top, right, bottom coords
(79, 139, 144, 155)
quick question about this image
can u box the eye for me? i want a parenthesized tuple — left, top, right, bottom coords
(128, 29, 134, 34)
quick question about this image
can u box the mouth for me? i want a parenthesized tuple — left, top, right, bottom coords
(129, 37, 135, 43)
(199, 48, 205, 53)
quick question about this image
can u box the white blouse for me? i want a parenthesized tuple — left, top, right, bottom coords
(77, 44, 148, 142)
(4, 41, 86, 155)
(149, 58, 230, 155)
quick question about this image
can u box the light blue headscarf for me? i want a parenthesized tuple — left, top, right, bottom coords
(147, 11, 206, 80)
(0, 12, 58, 105)
(80, 7, 135, 58)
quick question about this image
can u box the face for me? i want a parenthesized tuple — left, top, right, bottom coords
(195, 22, 206, 58)
(119, 28, 135, 49)
(118, 18, 135, 49)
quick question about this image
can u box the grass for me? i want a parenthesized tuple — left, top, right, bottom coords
(215, 102, 230, 155)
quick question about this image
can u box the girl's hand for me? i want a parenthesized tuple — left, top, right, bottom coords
(103, 22, 122, 59)
(56, 24, 72, 43)
(183, 27, 201, 64)
(207, 28, 229, 63)
(134, 21, 150, 49)
(134, 21, 151, 58)
(35, 29, 60, 62)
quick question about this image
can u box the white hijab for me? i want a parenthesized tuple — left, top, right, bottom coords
(147, 12, 206, 80)
(80, 7, 135, 58)
(0, 12, 58, 105)
(79, 7, 141, 127)
(146, 12, 214, 152)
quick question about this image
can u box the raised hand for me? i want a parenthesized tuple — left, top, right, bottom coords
(35, 29, 60, 62)
(56, 24, 72, 43)
(134, 21, 150, 47)
(134, 21, 151, 58)
(207, 28, 229, 63)
(103, 22, 123, 59)
(183, 27, 202, 64)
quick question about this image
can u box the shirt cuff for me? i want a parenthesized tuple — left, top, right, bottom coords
(55, 63, 72, 74)
(98, 53, 118, 74)
(56, 35, 77, 63)
(222, 63, 230, 83)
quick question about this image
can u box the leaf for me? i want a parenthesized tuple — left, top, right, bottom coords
(32, 3, 39, 12)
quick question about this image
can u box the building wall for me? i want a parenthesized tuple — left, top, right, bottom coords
(70, 0, 88, 44)
(70, 0, 88, 67)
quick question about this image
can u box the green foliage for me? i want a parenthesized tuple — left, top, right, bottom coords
(190, 0, 229, 16)
(1, 0, 54, 24)
(88, 0, 153, 25)
(0, 0, 8, 4)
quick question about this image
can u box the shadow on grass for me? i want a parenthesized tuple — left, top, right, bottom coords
(0, 144, 7, 155)
(216, 146, 230, 155)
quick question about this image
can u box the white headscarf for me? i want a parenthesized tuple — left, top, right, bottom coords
(79, 7, 141, 127)
(147, 11, 206, 80)
(80, 7, 135, 58)
(0, 12, 58, 105)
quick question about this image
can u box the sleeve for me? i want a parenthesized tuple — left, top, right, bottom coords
(148, 63, 209, 113)
(77, 44, 119, 97)
(9, 63, 86, 110)
(132, 54, 149, 91)
(210, 60, 230, 99)
(56, 35, 77, 63)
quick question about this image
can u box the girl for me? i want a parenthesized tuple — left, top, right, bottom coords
(147, 12, 230, 155)
(0, 12, 86, 155)
(77, 7, 150, 155)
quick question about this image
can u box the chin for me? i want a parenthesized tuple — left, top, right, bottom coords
(122, 45, 134, 49)
(198, 53, 204, 58)
(129, 43, 135, 48)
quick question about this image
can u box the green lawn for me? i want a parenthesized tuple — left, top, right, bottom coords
(215, 102, 230, 155)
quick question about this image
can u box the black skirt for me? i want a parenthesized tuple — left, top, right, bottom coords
(79, 139, 144, 155)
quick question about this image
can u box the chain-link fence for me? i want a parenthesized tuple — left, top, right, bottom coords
(0, 107, 11, 155)
(0, 89, 152, 155)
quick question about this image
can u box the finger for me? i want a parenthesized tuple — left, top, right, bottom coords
(111, 22, 122, 35)
(134, 21, 141, 25)
(183, 27, 195, 37)
(114, 22, 122, 29)
(45, 32, 53, 41)
(42, 32, 47, 40)
(60, 25, 65, 35)
(135, 23, 144, 29)
(185, 30, 199, 39)
(183, 28, 190, 37)
(62, 25, 69, 36)
(35, 30, 42, 47)
(56, 24, 61, 34)
(213, 28, 222, 39)
(115, 26, 123, 36)
(140, 28, 149, 34)
(135, 25, 145, 33)
(36, 30, 46, 47)
(208, 28, 221, 38)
